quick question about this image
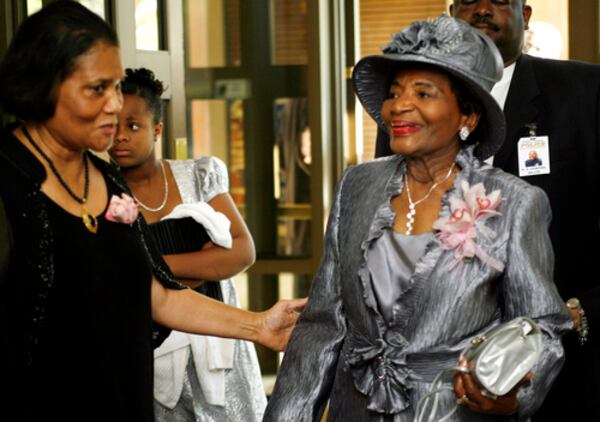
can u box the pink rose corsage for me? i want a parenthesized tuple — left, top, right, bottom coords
(432, 181, 504, 271)
(105, 193, 139, 225)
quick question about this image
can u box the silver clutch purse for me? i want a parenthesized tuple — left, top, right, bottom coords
(457, 316, 542, 398)
(415, 317, 542, 422)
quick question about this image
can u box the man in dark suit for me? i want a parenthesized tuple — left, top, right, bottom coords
(375, 0, 600, 419)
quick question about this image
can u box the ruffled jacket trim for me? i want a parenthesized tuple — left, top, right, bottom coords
(346, 146, 504, 414)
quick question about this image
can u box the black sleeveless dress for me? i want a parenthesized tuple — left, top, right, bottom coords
(33, 184, 155, 420)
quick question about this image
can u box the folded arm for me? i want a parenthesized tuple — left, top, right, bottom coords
(163, 193, 255, 283)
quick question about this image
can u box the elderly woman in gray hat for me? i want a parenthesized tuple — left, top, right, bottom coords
(264, 15, 570, 422)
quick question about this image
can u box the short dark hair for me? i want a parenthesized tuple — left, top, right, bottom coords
(448, 74, 483, 117)
(0, 1, 119, 122)
(121, 68, 165, 124)
(448, 73, 486, 147)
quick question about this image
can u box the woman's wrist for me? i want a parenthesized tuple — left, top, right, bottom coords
(236, 309, 262, 344)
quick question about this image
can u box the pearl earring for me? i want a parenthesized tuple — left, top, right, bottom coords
(459, 126, 470, 141)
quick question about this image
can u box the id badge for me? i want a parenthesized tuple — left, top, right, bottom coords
(518, 136, 550, 177)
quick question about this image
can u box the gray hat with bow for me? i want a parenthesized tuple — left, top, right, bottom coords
(352, 14, 505, 160)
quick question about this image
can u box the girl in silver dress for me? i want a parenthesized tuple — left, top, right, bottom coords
(109, 68, 266, 421)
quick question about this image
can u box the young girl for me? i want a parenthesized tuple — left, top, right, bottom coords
(109, 68, 266, 421)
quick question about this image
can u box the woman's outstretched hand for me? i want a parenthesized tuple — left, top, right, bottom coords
(256, 298, 307, 351)
(454, 356, 532, 415)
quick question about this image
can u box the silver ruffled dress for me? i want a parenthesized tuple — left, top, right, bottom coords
(153, 157, 267, 422)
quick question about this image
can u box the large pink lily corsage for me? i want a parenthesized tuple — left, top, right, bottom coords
(105, 193, 139, 225)
(432, 181, 504, 271)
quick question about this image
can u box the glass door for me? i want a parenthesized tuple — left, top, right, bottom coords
(183, 0, 340, 375)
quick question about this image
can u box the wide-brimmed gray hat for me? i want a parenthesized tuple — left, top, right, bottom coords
(352, 14, 505, 160)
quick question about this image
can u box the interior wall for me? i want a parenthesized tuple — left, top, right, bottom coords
(526, 0, 569, 59)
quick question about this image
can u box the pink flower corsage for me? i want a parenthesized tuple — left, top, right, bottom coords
(432, 181, 504, 271)
(105, 193, 139, 225)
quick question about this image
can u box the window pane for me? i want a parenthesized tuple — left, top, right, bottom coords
(78, 0, 106, 19)
(270, 0, 308, 65)
(274, 97, 310, 256)
(135, 0, 163, 51)
(185, 0, 241, 68)
(190, 99, 246, 207)
(157, 99, 170, 159)
(26, 0, 42, 15)
(228, 100, 246, 207)
(28, 1, 107, 19)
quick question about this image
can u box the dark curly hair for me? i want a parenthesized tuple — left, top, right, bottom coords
(121, 68, 165, 124)
(0, 1, 118, 122)
(449, 72, 486, 147)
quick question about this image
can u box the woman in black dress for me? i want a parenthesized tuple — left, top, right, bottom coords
(0, 3, 303, 421)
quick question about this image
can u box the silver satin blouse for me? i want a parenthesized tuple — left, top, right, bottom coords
(368, 230, 433, 324)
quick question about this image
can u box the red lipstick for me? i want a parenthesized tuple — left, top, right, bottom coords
(391, 120, 421, 137)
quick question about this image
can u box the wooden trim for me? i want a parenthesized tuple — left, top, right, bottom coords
(249, 258, 319, 275)
(569, 0, 599, 63)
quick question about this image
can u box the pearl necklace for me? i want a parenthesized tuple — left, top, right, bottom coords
(132, 160, 169, 212)
(404, 162, 456, 235)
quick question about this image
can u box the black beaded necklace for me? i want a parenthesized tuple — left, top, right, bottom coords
(21, 126, 98, 234)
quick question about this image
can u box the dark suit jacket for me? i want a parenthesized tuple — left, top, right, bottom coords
(497, 54, 600, 419)
(375, 53, 600, 419)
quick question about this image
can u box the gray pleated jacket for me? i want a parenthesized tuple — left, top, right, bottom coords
(264, 146, 571, 422)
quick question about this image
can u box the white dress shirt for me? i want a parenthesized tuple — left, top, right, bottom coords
(486, 62, 516, 165)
